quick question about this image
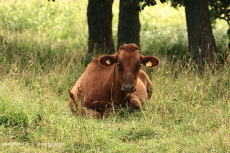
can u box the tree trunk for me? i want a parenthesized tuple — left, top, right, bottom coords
(87, 0, 114, 54)
(117, 0, 140, 49)
(184, 0, 216, 66)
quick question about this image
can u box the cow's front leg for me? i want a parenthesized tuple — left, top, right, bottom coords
(126, 94, 142, 110)
(70, 104, 103, 118)
(75, 106, 103, 118)
(83, 108, 103, 118)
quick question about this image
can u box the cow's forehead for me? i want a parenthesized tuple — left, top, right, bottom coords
(117, 44, 141, 63)
(119, 43, 139, 50)
(119, 49, 140, 56)
(118, 50, 140, 64)
(119, 44, 139, 53)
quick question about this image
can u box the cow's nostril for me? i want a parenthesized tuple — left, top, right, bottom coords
(124, 84, 134, 89)
(121, 84, 136, 93)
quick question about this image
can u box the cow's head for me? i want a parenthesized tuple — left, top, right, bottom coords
(99, 43, 159, 93)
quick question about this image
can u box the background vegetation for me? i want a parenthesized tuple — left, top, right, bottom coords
(0, 0, 229, 152)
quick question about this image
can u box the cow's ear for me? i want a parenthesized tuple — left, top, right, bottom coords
(99, 54, 118, 66)
(141, 55, 160, 68)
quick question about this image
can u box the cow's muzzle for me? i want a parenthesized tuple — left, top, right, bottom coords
(121, 84, 136, 93)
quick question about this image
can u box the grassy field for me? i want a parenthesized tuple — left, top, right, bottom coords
(0, 0, 229, 152)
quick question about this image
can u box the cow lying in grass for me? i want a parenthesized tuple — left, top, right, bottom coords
(68, 43, 159, 118)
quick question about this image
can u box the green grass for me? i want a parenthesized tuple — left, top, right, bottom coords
(0, 0, 229, 152)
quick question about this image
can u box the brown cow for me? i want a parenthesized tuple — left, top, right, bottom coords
(68, 43, 159, 118)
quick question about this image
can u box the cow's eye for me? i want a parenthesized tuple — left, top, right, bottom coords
(137, 64, 141, 70)
(117, 63, 122, 70)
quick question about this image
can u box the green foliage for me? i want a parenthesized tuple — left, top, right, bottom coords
(0, 0, 229, 152)
(139, 0, 157, 11)
(162, 0, 230, 27)
(209, 0, 230, 26)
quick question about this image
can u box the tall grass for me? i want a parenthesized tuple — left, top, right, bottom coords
(0, 0, 229, 152)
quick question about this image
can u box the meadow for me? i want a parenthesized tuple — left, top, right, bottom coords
(0, 0, 229, 152)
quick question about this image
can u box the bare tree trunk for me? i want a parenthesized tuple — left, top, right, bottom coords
(184, 0, 216, 66)
(87, 0, 114, 54)
(117, 0, 140, 49)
